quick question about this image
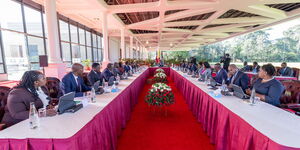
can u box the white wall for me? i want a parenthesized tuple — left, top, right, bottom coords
(108, 37, 120, 62)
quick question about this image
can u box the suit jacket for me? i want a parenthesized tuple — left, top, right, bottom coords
(190, 64, 198, 72)
(279, 67, 293, 77)
(113, 68, 123, 76)
(1, 88, 43, 127)
(214, 68, 228, 84)
(62, 72, 91, 97)
(227, 71, 249, 91)
(103, 68, 115, 82)
(124, 65, 131, 73)
(88, 70, 103, 85)
(241, 65, 252, 72)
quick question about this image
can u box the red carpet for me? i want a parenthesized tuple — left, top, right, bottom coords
(117, 77, 214, 150)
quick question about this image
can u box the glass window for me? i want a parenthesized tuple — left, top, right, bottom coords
(0, 65, 5, 74)
(70, 24, 78, 43)
(78, 28, 85, 45)
(80, 45, 86, 61)
(86, 31, 91, 46)
(59, 20, 69, 42)
(0, 0, 24, 32)
(24, 6, 43, 37)
(97, 48, 102, 62)
(93, 48, 97, 62)
(97, 35, 101, 48)
(1, 31, 29, 80)
(92, 33, 97, 48)
(43, 14, 48, 38)
(61, 42, 71, 61)
(27, 36, 45, 63)
(87, 47, 92, 60)
(72, 44, 80, 63)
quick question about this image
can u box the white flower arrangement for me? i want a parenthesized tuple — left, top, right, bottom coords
(151, 83, 172, 92)
(156, 68, 165, 73)
(154, 72, 167, 78)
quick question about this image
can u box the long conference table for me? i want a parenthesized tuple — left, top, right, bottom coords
(170, 68, 300, 150)
(0, 67, 300, 150)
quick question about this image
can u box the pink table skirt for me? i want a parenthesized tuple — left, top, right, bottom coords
(0, 69, 150, 150)
(170, 69, 299, 150)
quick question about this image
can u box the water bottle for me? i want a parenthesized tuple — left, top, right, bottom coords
(124, 72, 128, 79)
(221, 79, 226, 91)
(111, 81, 118, 92)
(29, 102, 39, 129)
(204, 75, 208, 84)
(250, 88, 256, 105)
(91, 87, 96, 103)
(116, 75, 120, 83)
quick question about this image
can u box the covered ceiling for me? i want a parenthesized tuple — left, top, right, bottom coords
(33, 0, 300, 51)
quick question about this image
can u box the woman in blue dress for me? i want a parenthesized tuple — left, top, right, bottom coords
(247, 64, 284, 106)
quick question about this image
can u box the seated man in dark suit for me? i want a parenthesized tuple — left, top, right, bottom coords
(62, 63, 91, 97)
(124, 61, 131, 73)
(88, 63, 103, 86)
(113, 62, 123, 76)
(252, 62, 260, 73)
(226, 64, 249, 92)
(241, 61, 252, 72)
(213, 63, 227, 84)
(278, 62, 293, 77)
(103, 63, 116, 85)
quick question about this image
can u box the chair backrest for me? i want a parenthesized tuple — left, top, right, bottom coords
(46, 77, 63, 98)
(275, 67, 281, 76)
(0, 86, 11, 122)
(82, 72, 91, 86)
(292, 68, 300, 79)
(280, 80, 300, 104)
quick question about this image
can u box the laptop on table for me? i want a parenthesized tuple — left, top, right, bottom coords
(232, 84, 250, 99)
(58, 92, 83, 114)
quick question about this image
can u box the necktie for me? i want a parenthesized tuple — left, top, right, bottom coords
(77, 77, 81, 92)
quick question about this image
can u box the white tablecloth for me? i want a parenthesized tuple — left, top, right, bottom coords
(0, 69, 147, 139)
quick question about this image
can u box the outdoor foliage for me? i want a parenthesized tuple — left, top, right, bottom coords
(162, 24, 300, 63)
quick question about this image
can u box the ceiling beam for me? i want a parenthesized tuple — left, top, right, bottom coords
(240, 5, 287, 19)
(164, 8, 215, 22)
(162, 28, 193, 33)
(211, 16, 274, 24)
(108, 2, 159, 14)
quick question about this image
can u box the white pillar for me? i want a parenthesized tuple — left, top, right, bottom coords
(129, 36, 133, 59)
(120, 28, 125, 59)
(45, 0, 61, 63)
(135, 40, 138, 59)
(44, 0, 66, 79)
(102, 12, 109, 62)
(141, 46, 144, 60)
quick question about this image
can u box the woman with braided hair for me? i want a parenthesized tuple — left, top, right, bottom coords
(2, 71, 50, 127)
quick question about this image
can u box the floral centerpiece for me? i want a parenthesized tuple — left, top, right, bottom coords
(145, 83, 174, 106)
(153, 72, 167, 83)
(81, 59, 91, 71)
(155, 68, 165, 73)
